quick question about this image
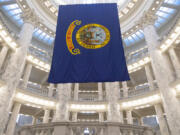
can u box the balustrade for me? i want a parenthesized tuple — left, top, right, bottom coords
(127, 48, 149, 65)
(18, 122, 154, 135)
(18, 80, 49, 97)
(28, 46, 51, 63)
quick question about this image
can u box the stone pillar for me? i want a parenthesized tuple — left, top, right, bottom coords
(119, 111, 124, 123)
(32, 116, 36, 125)
(126, 110, 133, 124)
(22, 62, 32, 87)
(140, 117, 144, 126)
(43, 109, 50, 123)
(52, 110, 56, 122)
(6, 102, 21, 135)
(105, 82, 121, 122)
(73, 83, 79, 122)
(74, 83, 79, 100)
(126, 110, 133, 135)
(72, 112, 77, 122)
(163, 53, 175, 81)
(154, 104, 170, 135)
(55, 83, 72, 122)
(99, 112, 104, 122)
(105, 82, 121, 135)
(48, 83, 54, 97)
(98, 83, 103, 100)
(0, 9, 38, 134)
(168, 47, 180, 78)
(139, 11, 180, 135)
(122, 81, 128, 97)
(145, 64, 154, 91)
(0, 45, 9, 70)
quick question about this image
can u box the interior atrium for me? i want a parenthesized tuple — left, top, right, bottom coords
(0, 0, 180, 135)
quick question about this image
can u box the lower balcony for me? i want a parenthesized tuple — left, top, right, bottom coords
(18, 122, 154, 135)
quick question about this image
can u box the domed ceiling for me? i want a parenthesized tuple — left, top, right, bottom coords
(51, 0, 126, 7)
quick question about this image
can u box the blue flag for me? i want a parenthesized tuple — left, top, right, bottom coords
(48, 3, 130, 83)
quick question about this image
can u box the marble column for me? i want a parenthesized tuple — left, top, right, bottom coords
(42, 84, 54, 123)
(119, 111, 124, 123)
(48, 83, 54, 97)
(126, 110, 133, 124)
(43, 109, 50, 123)
(145, 64, 154, 91)
(168, 47, 180, 78)
(98, 83, 103, 100)
(6, 102, 21, 135)
(0, 9, 38, 134)
(126, 110, 133, 135)
(72, 112, 77, 122)
(99, 112, 104, 122)
(0, 45, 9, 70)
(73, 83, 79, 122)
(139, 11, 180, 135)
(105, 82, 121, 122)
(154, 104, 170, 135)
(22, 62, 32, 87)
(55, 83, 72, 122)
(52, 110, 56, 122)
(122, 81, 128, 97)
(74, 83, 79, 100)
(140, 117, 144, 126)
(163, 52, 176, 81)
(32, 116, 36, 125)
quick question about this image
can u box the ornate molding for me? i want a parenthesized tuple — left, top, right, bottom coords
(137, 10, 158, 29)
(21, 8, 40, 27)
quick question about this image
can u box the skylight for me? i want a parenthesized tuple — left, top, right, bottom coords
(53, 0, 126, 5)
(33, 28, 54, 45)
(1, 4, 23, 26)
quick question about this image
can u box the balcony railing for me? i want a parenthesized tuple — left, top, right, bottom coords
(18, 122, 154, 135)
(18, 80, 49, 97)
(120, 82, 159, 99)
(126, 48, 149, 65)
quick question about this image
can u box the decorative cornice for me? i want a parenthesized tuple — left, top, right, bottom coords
(137, 10, 158, 29)
(21, 8, 40, 27)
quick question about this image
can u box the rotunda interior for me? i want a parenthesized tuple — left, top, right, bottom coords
(0, 0, 180, 135)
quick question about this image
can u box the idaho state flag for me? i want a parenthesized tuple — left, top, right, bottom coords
(48, 3, 130, 83)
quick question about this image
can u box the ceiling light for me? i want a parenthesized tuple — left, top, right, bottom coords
(5, 37, 12, 42)
(175, 27, 180, 33)
(10, 42, 17, 48)
(156, 1, 160, 4)
(128, 2, 134, 8)
(1, 30, 7, 36)
(176, 84, 180, 91)
(122, 8, 129, 14)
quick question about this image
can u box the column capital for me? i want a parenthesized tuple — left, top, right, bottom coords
(21, 8, 40, 26)
(137, 11, 157, 29)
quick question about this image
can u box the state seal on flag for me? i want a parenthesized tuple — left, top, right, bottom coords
(66, 20, 111, 55)
(76, 24, 110, 49)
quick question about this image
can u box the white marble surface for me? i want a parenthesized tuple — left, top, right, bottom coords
(22, 63, 32, 88)
(145, 64, 154, 90)
(144, 24, 180, 135)
(0, 21, 35, 134)
(0, 46, 9, 70)
(105, 82, 121, 122)
(55, 84, 72, 122)
(6, 102, 21, 135)
(154, 104, 170, 135)
(168, 48, 180, 78)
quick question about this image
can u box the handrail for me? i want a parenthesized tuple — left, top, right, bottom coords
(18, 122, 154, 135)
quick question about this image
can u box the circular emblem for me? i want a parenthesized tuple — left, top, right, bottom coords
(76, 24, 110, 49)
